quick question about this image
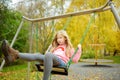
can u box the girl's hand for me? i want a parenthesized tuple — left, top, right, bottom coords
(78, 44, 81, 48)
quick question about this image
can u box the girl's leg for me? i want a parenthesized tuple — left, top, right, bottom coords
(43, 52, 66, 80)
(1, 40, 65, 80)
(18, 53, 44, 61)
(1, 40, 45, 62)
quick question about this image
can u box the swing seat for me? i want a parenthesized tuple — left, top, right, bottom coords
(35, 63, 68, 75)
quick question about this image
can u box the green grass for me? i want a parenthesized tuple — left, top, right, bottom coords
(0, 63, 42, 80)
(104, 55, 120, 63)
(1, 63, 27, 72)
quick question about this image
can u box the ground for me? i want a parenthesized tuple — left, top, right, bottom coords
(0, 62, 120, 80)
(52, 62, 120, 80)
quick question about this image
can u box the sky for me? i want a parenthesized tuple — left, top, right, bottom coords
(11, 0, 71, 10)
(12, 0, 22, 4)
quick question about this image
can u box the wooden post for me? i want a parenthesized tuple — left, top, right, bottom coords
(94, 26, 98, 65)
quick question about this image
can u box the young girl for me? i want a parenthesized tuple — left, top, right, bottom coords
(1, 30, 82, 80)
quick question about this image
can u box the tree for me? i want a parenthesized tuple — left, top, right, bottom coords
(0, 0, 28, 58)
(56, 0, 120, 54)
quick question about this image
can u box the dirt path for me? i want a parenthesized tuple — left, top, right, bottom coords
(52, 62, 120, 80)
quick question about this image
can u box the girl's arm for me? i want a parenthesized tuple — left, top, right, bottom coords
(70, 44, 82, 63)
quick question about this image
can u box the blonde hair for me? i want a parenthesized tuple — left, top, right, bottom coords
(50, 30, 73, 57)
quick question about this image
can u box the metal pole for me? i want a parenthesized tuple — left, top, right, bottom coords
(109, 1, 120, 29)
(10, 19, 24, 47)
(23, 7, 110, 22)
(0, 59, 5, 71)
(27, 22, 34, 80)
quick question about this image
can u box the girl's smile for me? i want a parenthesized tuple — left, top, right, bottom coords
(57, 34, 66, 45)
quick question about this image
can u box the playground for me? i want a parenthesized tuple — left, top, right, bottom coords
(0, 0, 120, 80)
(0, 62, 120, 80)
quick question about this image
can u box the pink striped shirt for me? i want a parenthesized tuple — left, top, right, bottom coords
(53, 44, 82, 63)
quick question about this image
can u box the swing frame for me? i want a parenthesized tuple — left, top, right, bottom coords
(0, 0, 119, 77)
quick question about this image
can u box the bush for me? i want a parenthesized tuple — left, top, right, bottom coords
(81, 49, 95, 59)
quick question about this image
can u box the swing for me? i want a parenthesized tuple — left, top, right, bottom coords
(35, 16, 72, 75)
(35, 13, 95, 75)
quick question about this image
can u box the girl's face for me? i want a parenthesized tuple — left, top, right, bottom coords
(57, 34, 66, 45)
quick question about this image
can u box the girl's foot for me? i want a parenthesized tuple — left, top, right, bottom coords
(1, 40, 19, 64)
